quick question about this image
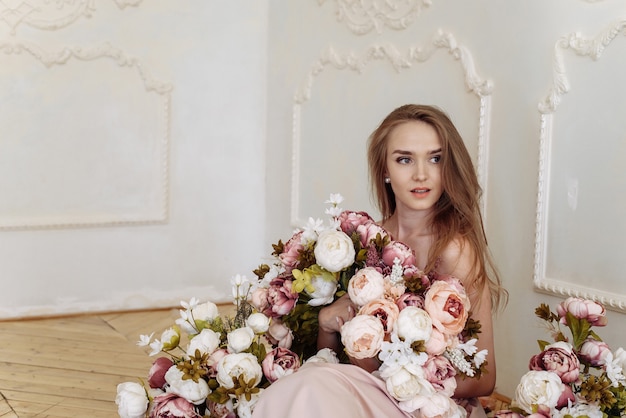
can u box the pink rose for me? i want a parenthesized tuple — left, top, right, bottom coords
(423, 355, 457, 396)
(148, 357, 174, 389)
(262, 347, 301, 383)
(424, 327, 449, 356)
(278, 231, 304, 273)
(556, 297, 608, 327)
(340, 314, 385, 359)
(207, 399, 236, 418)
(579, 338, 612, 366)
(396, 292, 425, 311)
(249, 287, 269, 312)
(358, 298, 400, 335)
(265, 276, 298, 317)
(529, 341, 580, 383)
(424, 279, 470, 335)
(265, 319, 294, 349)
(382, 241, 416, 269)
(149, 393, 201, 418)
(337, 210, 374, 235)
(356, 222, 389, 248)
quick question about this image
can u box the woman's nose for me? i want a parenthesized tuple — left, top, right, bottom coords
(413, 162, 427, 181)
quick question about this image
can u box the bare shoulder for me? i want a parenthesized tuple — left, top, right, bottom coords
(438, 236, 477, 283)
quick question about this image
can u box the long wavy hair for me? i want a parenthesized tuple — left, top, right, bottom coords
(367, 104, 507, 312)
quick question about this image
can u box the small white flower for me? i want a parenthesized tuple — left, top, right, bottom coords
(473, 349, 488, 368)
(137, 333, 153, 347)
(180, 297, 200, 311)
(605, 351, 625, 387)
(301, 217, 325, 243)
(325, 193, 344, 205)
(389, 258, 404, 285)
(456, 339, 478, 356)
(325, 206, 343, 218)
(231, 274, 253, 300)
(149, 339, 164, 356)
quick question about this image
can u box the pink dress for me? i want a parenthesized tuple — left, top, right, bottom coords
(251, 362, 487, 418)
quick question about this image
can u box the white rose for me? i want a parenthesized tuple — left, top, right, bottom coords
(160, 327, 181, 351)
(341, 314, 385, 359)
(379, 362, 432, 402)
(216, 352, 263, 389)
(227, 326, 255, 353)
(176, 301, 220, 334)
(186, 328, 221, 357)
(396, 306, 433, 344)
(164, 365, 210, 405)
(314, 229, 356, 273)
(305, 348, 340, 364)
(246, 312, 271, 334)
(115, 382, 149, 418)
(347, 267, 386, 307)
(513, 370, 564, 414)
(308, 274, 339, 306)
(403, 393, 465, 418)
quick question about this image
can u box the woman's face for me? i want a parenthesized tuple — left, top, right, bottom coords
(385, 120, 443, 215)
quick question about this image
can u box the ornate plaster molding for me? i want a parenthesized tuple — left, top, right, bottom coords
(0, 40, 172, 230)
(291, 29, 493, 226)
(534, 20, 626, 312)
(0, 0, 144, 35)
(317, 0, 432, 35)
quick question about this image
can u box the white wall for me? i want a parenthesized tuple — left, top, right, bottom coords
(3, 0, 626, 399)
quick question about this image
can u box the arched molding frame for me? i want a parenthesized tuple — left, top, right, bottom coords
(534, 19, 626, 312)
(291, 29, 493, 227)
(316, 0, 432, 35)
(0, 0, 144, 35)
(0, 40, 172, 230)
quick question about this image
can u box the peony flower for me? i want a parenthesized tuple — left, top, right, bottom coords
(347, 267, 386, 307)
(265, 319, 294, 349)
(358, 298, 400, 335)
(313, 229, 356, 273)
(246, 312, 271, 334)
(159, 327, 180, 351)
(512, 370, 564, 415)
(265, 276, 298, 317)
(207, 398, 236, 418)
(235, 389, 264, 418)
(423, 355, 457, 397)
(262, 347, 301, 383)
(147, 357, 174, 389)
(382, 241, 416, 270)
(291, 264, 338, 306)
(424, 279, 470, 335)
(115, 382, 149, 418)
(341, 314, 385, 359)
(278, 230, 304, 273)
(400, 392, 463, 417)
(424, 327, 449, 355)
(379, 362, 433, 402)
(396, 292, 425, 311)
(177, 300, 219, 334)
(207, 348, 229, 378)
(305, 347, 340, 364)
(164, 366, 210, 405)
(227, 326, 255, 353)
(556, 297, 607, 327)
(186, 328, 221, 357)
(216, 352, 263, 390)
(395, 306, 433, 345)
(529, 341, 580, 383)
(552, 401, 603, 418)
(149, 392, 201, 418)
(579, 338, 612, 366)
(356, 222, 388, 248)
(337, 210, 374, 236)
(249, 287, 269, 312)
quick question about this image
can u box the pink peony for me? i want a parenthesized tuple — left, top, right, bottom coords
(358, 298, 400, 335)
(340, 314, 385, 359)
(347, 267, 386, 307)
(207, 399, 236, 418)
(381, 241, 416, 269)
(423, 355, 457, 396)
(262, 347, 301, 383)
(356, 222, 389, 248)
(278, 231, 304, 273)
(424, 279, 470, 335)
(424, 327, 449, 356)
(579, 338, 612, 366)
(265, 319, 294, 349)
(265, 276, 298, 317)
(556, 297, 607, 327)
(149, 392, 201, 418)
(249, 287, 269, 312)
(396, 292, 425, 311)
(148, 357, 174, 389)
(206, 348, 229, 378)
(337, 210, 375, 236)
(529, 341, 580, 383)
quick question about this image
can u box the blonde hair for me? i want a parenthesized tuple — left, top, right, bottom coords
(367, 104, 507, 312)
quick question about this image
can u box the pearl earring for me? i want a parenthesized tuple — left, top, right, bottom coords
(384, 177, 391, 184)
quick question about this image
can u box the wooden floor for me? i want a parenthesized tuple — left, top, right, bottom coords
(0, 308, 511, 417)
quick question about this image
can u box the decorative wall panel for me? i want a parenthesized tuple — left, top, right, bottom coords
(534, 19, 626, 312)
(291, 30, 493, 226)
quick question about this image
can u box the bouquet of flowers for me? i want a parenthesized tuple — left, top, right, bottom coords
(115, 194, 486, 418)
(495, 297, 626, 418)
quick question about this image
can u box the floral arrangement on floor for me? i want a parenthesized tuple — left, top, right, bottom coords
(115, 194, 486, 418)
(495, 297, 626, 418)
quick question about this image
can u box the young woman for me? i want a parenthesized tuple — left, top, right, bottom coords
(252, 104, 507, 418)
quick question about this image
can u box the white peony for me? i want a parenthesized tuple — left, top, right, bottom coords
(216, 352, 263, 390)
(186, 328, 221, 356)
(314, 229, 356, 272)
(115, 382, 149, 418)
(307, 273, 339, 306)
(227, 326, 255, 353)
(379, 362, 433, 402)
(305, 348, 340, 364)
(246, 312, 271, 334)
(396, 306, 433, 344)
(164, 365, 210, 405)
(341, 314, 385, 359)
(512, 370, 564, 414)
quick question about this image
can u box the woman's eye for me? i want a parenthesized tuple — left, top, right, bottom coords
(397, 157, 411, 164)
(430, 155, 441, 163)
